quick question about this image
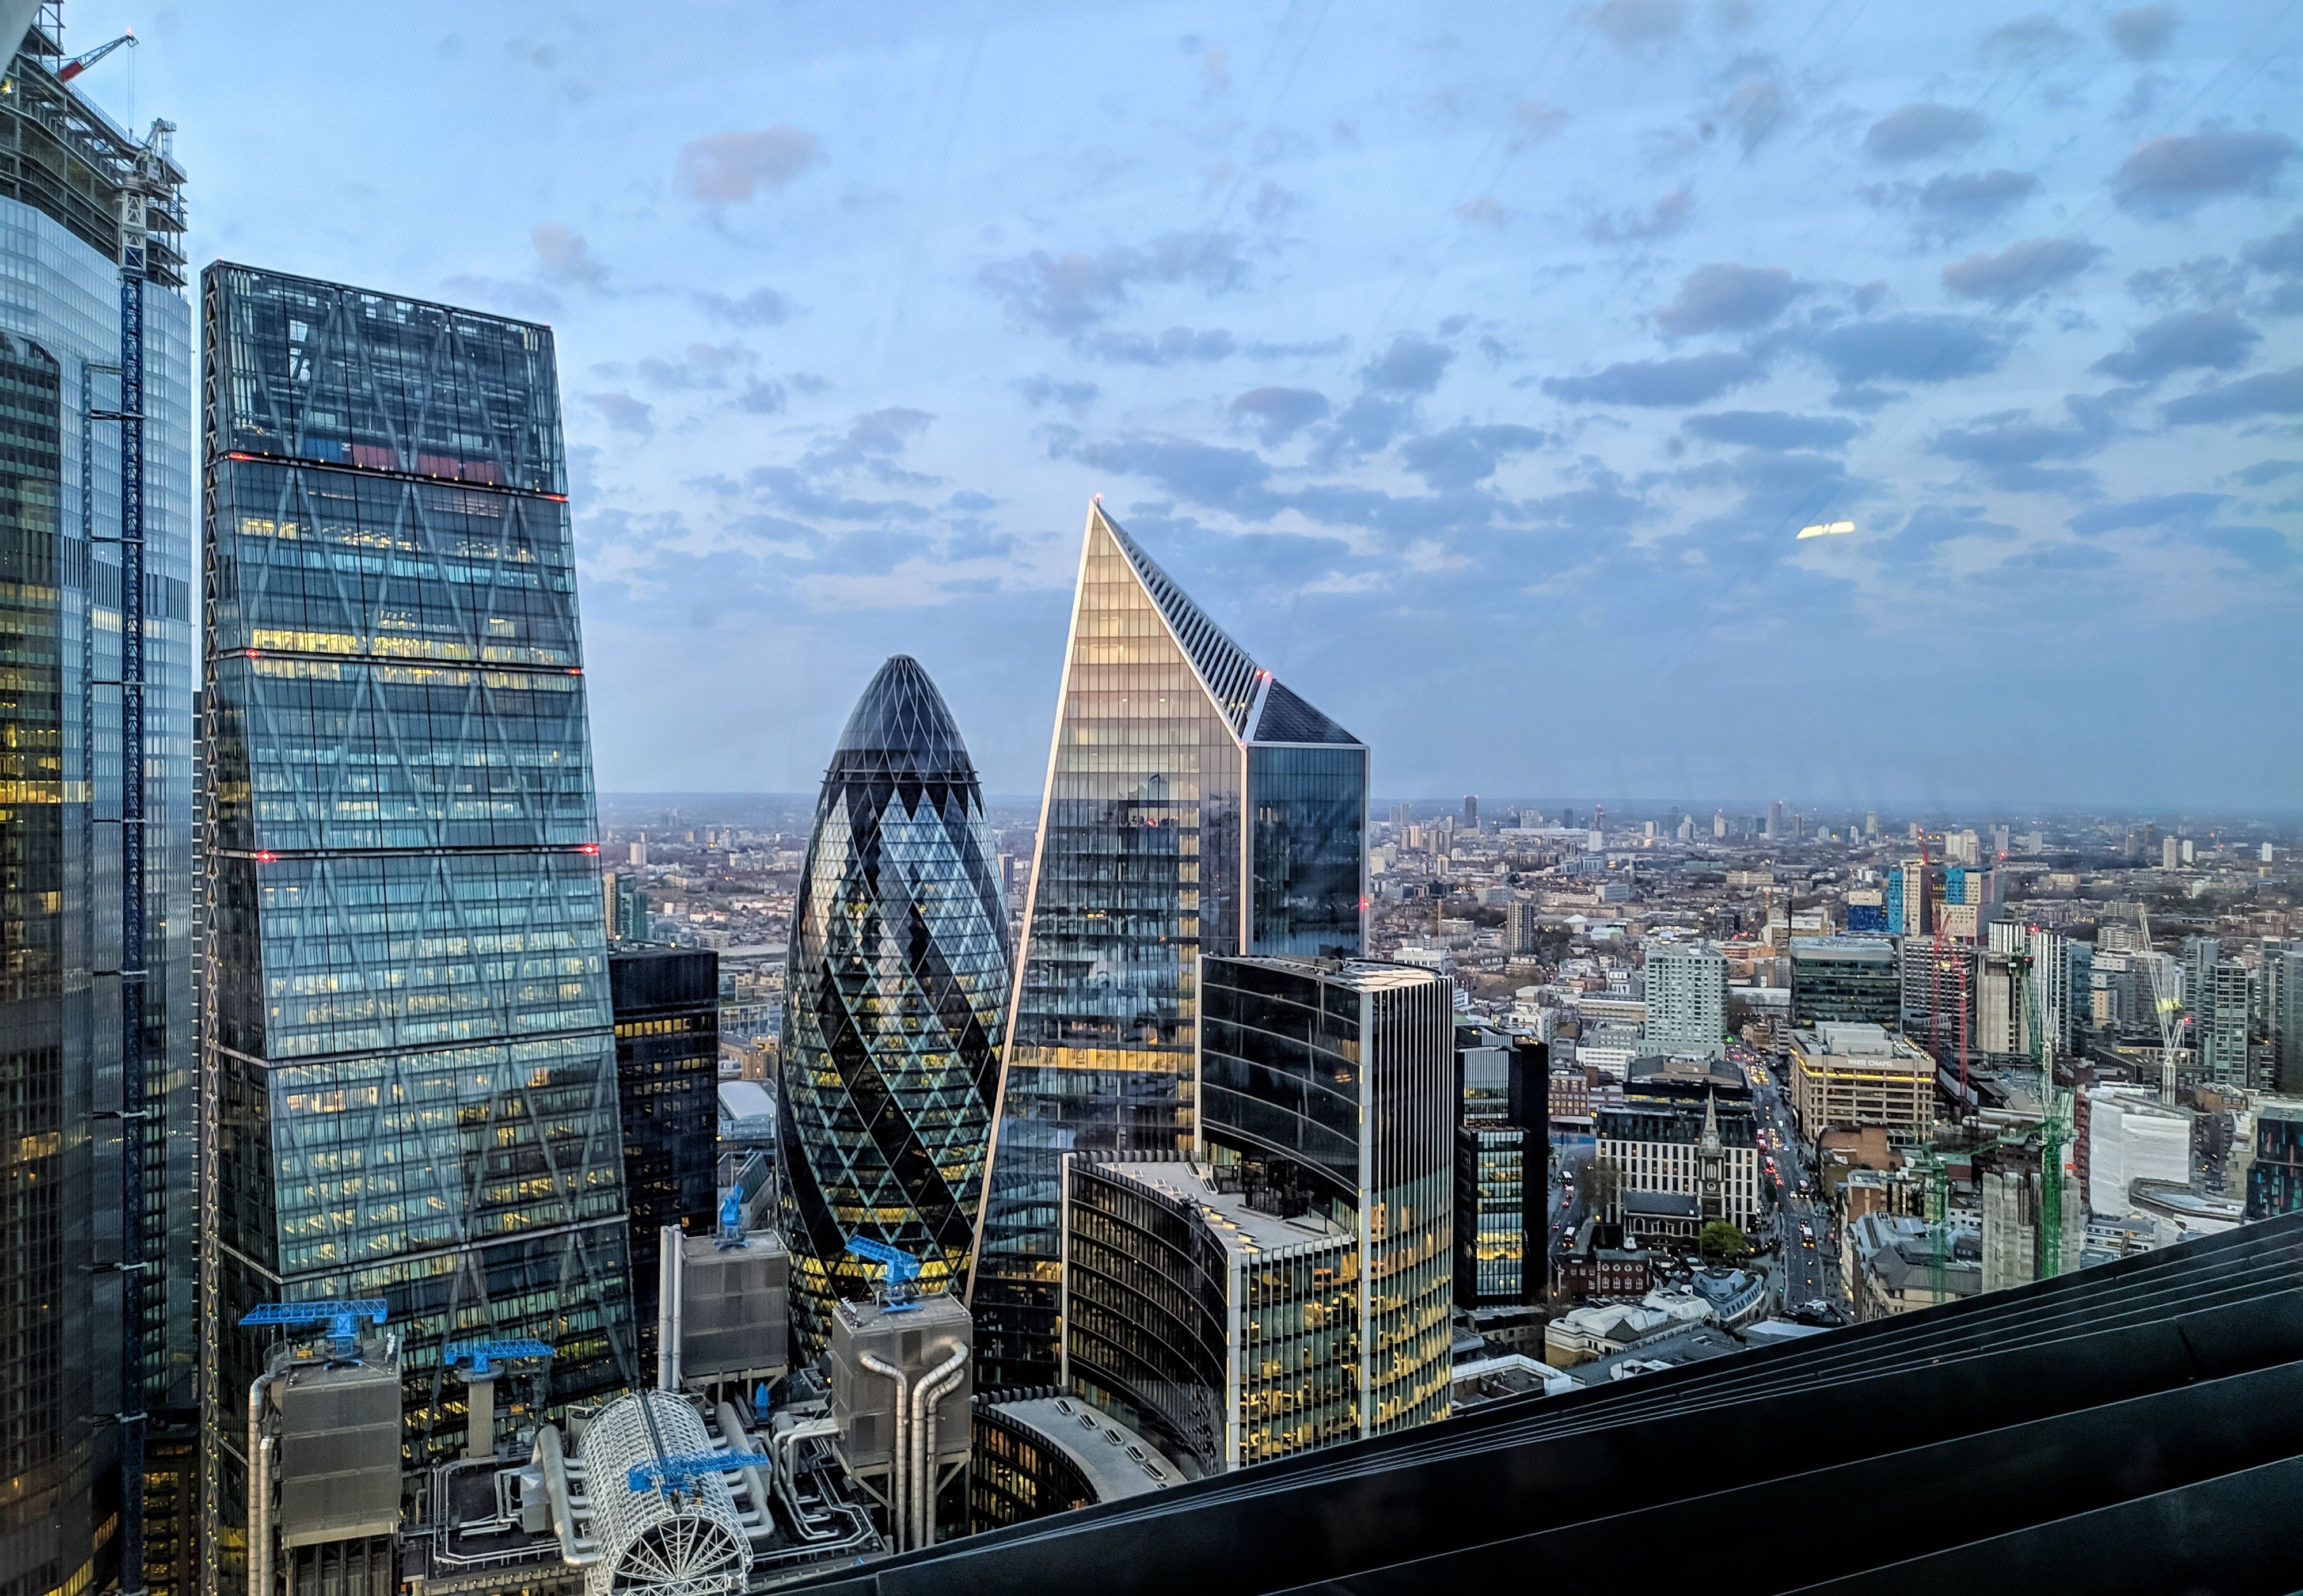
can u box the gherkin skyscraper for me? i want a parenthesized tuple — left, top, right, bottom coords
(780, 656, 1009, 1355)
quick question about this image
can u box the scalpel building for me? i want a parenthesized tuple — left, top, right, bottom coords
(970, 502, 1369, 1388)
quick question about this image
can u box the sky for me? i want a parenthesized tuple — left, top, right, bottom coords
(94, 0, 2303, 808)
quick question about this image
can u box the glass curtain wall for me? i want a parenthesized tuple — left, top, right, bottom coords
(975, 503, 1366, 1390)
(972, 506, 1247, 1388)
(200, 267, 634, 1565)
(780, 656, 1006, 1358)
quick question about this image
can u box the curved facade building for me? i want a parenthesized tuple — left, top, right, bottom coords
(782, 657, 1008, 1354)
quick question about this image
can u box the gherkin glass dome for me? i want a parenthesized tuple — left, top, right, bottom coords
(780, 656, 1008, 1354)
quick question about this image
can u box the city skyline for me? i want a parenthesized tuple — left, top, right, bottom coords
(104, 1, 2303, 808)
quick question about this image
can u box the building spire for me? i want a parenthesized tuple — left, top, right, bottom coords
(1701, 1088, 1721, 1153)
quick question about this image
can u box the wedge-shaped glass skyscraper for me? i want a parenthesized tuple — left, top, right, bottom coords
(970, 503, 1369, 1386)
(200, 266, 633, 1563)
(782, 657, 1008, 1355)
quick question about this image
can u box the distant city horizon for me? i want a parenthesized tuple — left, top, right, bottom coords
(596, 789, 2303, 828)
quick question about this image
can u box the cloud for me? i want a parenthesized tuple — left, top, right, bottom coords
(2069, 492, 2227, 535)
(583, 392, 654, 436)
(694, 287, 792, 327)
(1515, 101, 1571, 140)
(531, 223, 607, 287)
(1654, 263, 1802, 337)
(440, 275, 559, 317)
(678, 126, 822, 202)
(2173, 523, 2298, 572)
(1928, 395, 2119, 489)
(1866, 170, 2039, 240)
(1318, 393, 1419, 459)
(1014, 375, 1101, 414)
(1202, 46, 1230, 91)
(2108, 5, 2180, 61)
(1247, 181, 1301, 224)
(2161, 366, 2303, 424)
(1916, 169, 2039, 230)
(1078, 326, 1237, 365)
(1721, 78, 1786, 154)
(1886, 504, 2020, 561)
(1592, 0, 1688, 50)
(1455, 196, 1507, 227)
(1587, 189, 1693, 244)
(1364, 336, 1454, 394)
(2236, 459, 2303, 487)
(1864, 102, 1987, 163)
(735, 379, 787, 415)
(2115, 130, 2298, 218)
(1979, 14, 2079, 63)
(1544, 352, 1759, 407)
(2125, 256, 2251, 309)
(1802, 314, 2014, 386)
(1683, 411, 1860, 450)
(1231, 386, 1330, 445)
(1061, 433, 1281, 518)
(2241, 217, 2303, 277)
(2092, 309, 2260, 382)
(634, 341, 753, 389)
(1941, 236, 2104, 303)
(1397, 423, 1547, 489)
(979, 231, 1249, 334)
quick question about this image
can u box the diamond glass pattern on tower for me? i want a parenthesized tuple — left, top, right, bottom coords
(969, 503, 1368, 1388)
(780, 657, 1008, 1356)
(199, 265, 635, 1565)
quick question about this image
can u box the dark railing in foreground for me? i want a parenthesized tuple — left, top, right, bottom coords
(795, 1213, 2303, 1596)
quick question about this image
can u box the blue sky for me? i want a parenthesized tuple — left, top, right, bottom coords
(111, 0, 2303, 806)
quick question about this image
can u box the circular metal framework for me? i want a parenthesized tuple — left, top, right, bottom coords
(577, 1391, 751, 1596)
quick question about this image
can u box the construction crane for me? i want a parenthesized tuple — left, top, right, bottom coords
(56, 26, 132, 81)
(626, 1451, 755, 1498)
(846, 1237, 924, 1310)
(239, 1299, 390, 1356)
(2135, 902, 2187, 1101)
(443, 1339, 553, 1377)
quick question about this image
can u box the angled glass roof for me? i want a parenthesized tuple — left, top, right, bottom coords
(1092, 502, 1263, 737)
(1252, 678, 1362, 747)
(829, 654, 976, 780)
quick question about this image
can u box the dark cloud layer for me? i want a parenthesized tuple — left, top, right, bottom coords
(2092, 309, 2260, 382)
(980, 231, 1249, 334)
(1941, 236, 2103, 303)
(1864, 102, 1987, 163)
(2116, 130, 2300, 218)
(1655, 264, 1802, 337)
(1544, 351, 1759, 407)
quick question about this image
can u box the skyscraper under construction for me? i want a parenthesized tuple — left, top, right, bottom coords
(0, 10, 195, 1594)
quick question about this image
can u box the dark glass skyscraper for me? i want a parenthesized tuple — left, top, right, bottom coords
(200, 265, 634, 1571)
(970, 503, 1368, 1388)
(781, 656, 1008, 1356)
(611, 945, 722, 1373)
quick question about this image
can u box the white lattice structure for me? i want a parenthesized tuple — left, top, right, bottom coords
(579, 1392, 752, 1596)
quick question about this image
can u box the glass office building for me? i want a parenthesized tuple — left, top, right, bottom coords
(200, 266, 634, 1564)
(611, 945, 722, 1373)
(1196, 956, 1455, 1442)
(972, 503, 1367, 1388)
(781, 656, 1007, 1356)
(0, 23, 195, 1596)
(1454, 1024, 1547, 1311)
